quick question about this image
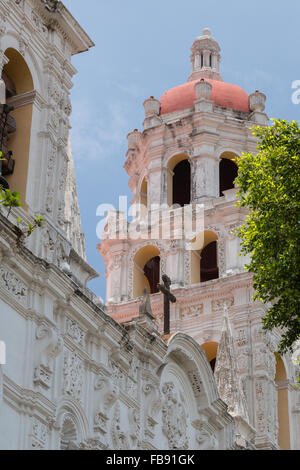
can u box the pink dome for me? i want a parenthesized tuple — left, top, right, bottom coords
(160, 78, 250, 114)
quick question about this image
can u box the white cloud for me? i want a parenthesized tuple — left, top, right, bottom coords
(69, 97, 131, 166)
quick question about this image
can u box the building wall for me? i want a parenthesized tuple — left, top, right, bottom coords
(0, 214, 235, 450)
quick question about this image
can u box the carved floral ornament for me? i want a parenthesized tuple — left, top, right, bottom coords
(63, 350, 83, 402)
(31, 418, 49, 449)
(0, 267, 27, 306)
(161, 382, 189, 450)
(211, 296, 234, 312)
(180, 304, 203, 319)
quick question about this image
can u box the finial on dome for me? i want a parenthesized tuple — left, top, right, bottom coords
(188, 28, 222, 82)
(202, 27, 211, 37)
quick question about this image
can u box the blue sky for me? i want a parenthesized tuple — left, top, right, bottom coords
(63, 0, 299, 300)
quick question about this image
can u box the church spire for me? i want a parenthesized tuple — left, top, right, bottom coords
(188, 28, 222, 82)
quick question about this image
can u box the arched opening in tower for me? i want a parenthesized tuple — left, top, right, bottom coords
(275, 354, 291, 450)
(219, 158, 238, 196)
(200, 240, 219, 282)
(201, 342, 219, 373)
(172, 159, 191, 206)
(143, 256, 160, 294)
(133, 245, 160, 298)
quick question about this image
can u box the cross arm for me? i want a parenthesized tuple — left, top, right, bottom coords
(157, 284, 176, 303)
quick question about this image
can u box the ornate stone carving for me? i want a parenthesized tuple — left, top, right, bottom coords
(79, 439, 106, 450)
(31, 418, 49, 449)
(236, 328, 248, 347)
(128, 407, 140, 448)
(194, 421, 217, 450)
(94, 375, 119, 415)
(180, 304, 203, 319)
(217, 237, 226, 276)
(211, 296, 234, 312)
(40, 0, 60, 13)
(187, 371, 202, 397)
(63, 350, 83, 402)
(31, 10, 48, 35)
(184, 251, 191, 286)
(161, 382, 189, 449)
(34, 322, 63, 389)
(0, 267, 27, 306)
(66, 318, 85, 347)
(111, 402, 129, 450)
(215, 308, 249, 422)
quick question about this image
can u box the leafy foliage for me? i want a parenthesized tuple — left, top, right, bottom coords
(235, 119, 300, 354)
(0, 151, 44, 238)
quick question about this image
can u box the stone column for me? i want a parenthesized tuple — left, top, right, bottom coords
(191, 155, 219, 203)
(251, 323, 279, 449)
(147, 165, 163, 207)
(165, 240, 185, 288)
(203, 50, 210, 67)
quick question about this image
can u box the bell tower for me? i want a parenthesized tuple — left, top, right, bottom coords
(99, 29, 298, 450)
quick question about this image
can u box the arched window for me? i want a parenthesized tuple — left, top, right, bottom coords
(167, 154, 191, 207)
(275, 354, 291, 449)
(201, 342, 219, 373)
(200, 241, 218, 282)
(1, 48, 34, 206)
(219, 152, 238, 196)
(133, 245, 160, 298)
(191, 231, 219, 284)
(173, 160, 191, 207)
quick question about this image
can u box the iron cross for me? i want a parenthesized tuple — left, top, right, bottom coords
(157, 274, 176, 335)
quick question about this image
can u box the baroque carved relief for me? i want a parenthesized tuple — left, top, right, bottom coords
(161, 382, 189, 450)
(31, 418, 49, 449)
(63, 350, 83, 402)
(0, 267, 27, 306)
(66, 318, 85, 347)
(180, 304, 203, 320)
(111, 402, 130, 450)
(211, 296, 234, 312)
(34, 322, 63, 389)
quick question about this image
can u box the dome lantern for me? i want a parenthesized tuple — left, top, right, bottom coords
(188, 28, 222, 82)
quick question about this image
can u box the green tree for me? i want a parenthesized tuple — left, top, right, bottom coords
(235, 119, 300, 354)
